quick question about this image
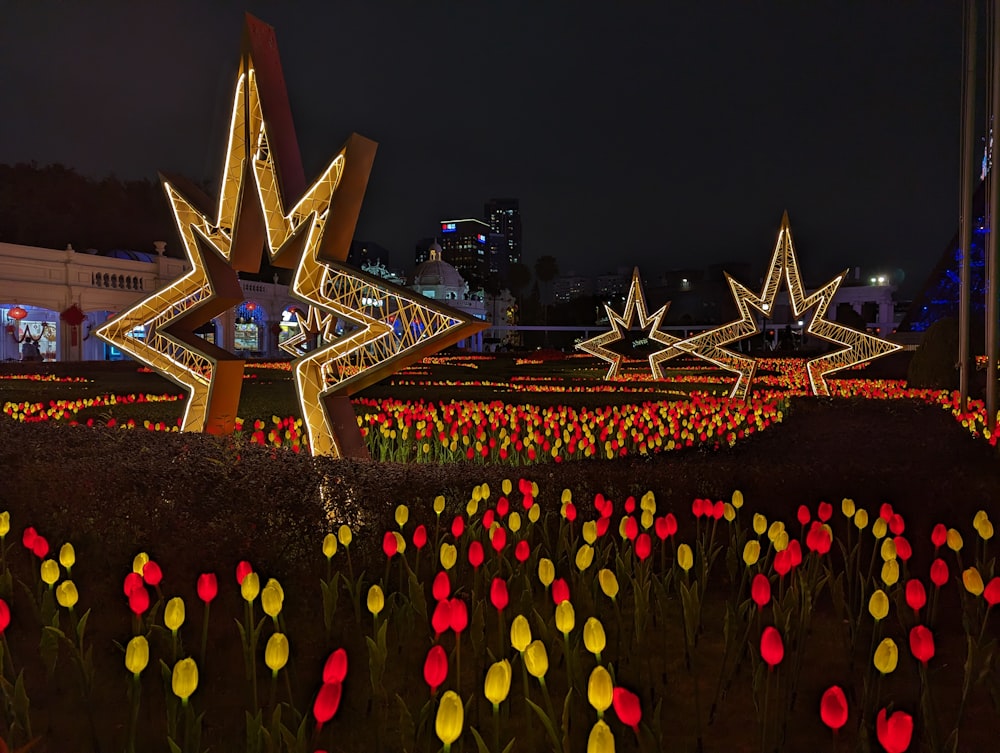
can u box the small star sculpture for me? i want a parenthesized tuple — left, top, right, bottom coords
(577, 268, 679, 379)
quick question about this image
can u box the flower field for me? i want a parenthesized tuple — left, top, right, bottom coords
(1, 352, 999, 752)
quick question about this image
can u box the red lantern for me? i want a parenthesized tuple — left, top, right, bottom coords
(760, 626, 784, 668)
(60, 304, 85, 326)
(8, 305, 27, 321)
(246, 301, 257, 312)
(819, 685, 848, 731)
(876, 707, 913, 753)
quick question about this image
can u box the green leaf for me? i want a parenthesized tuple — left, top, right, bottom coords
(245, 709, 264, 753)
(321, 578, 340, 633)
(407, 571, 427, 620)
(75, 608, 91, 645)
(501, 738, 517, 753)
(469, 726, 492, 753)
(166, 738, 182, 753)
(39, 626, 60, 677)
(13, 669, 30, 719)
(395, 693, 415, 752)
(561, 688, 573, 753)
(526, 697, 561, 753)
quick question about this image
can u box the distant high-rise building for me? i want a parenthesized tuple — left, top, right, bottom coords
(437, 218, 492, 289)
(484, 198, 522, 269)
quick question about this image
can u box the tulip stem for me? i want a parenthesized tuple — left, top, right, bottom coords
(760, 668, 771, 753)
(493, 703, 500, 753)
(200, 602, 211, 670)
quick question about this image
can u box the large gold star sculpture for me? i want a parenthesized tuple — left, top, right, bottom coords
(576, 268, 679, 378)
(653, 212, 900, 398)
(99, 15, 484, 456)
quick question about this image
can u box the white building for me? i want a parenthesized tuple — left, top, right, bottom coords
(409, 244, 486, 352)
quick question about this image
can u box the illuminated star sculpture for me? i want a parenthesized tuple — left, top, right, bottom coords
(100, 15, 484, 456)
(654, 212, 900, 398)
(576, 268, 679, 379)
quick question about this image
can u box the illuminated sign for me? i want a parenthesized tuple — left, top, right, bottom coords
(442, 223, 457, 233)
(477, 234, 486, 243)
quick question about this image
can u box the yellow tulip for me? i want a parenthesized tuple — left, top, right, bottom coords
(576, 544, 594, 571)
(743, 540, 760, 566)
(641, 510, 655, 529)
(881, 559, 899, 586)
(395, 504, 409, 528)
(367, 585, 384, 616)
(261, 579, 283, 619)
(947, 528, 963, 551)
(338, 524, 352, 547)
(472, 485, 482, 503)
(642, 490, 657, 513)
(677, 544, 694, 572)
(509, 512, 522, 532)
(880, 538, 897, 561)
(510, 614, 532, 652)
(773, 530, 789, 552)
(59, 543, 75, 570)
(868, 589, 889, 621)
(480, 483, 490, 501)
(322, 533, 338, 559)
(56, 580, 78, 609)
(0, 511, 9, 537)
(587, 719, 616, 753)
(753, 513, 767, 536)
(531, 481, 539, 497)
(963, 567, 985, 596)
(582, 521, 598, 544)
(502, 479, 512, 495)
(617, 518, 629, 539)
(978, 520, 994, 541)
(555, 601, 575, 635)
(598, 569, 619, 600)
(854, 508, 869, 530)
(393, 531, 406, 555)
(125, 635, 149, 676)
(164, 597, 185, 632)
(723, 503, 736, 522)
(524, 640, 549, 678)
(40, 559, 60, 586)
(874, 637, 898, 674)
(241, 572, 260, 602)
(583, 617, 606, 658)
(767, 521, 784, 543)
(265, 632, 289, 674)
(484, 659, 512, 706)
(872, 518, 887, 539)
(841, 498, 855, 518)
(588, 665, 614, 713)
(132, 552, 149, 575)
(436, 690, 464, 746)
(732, 490, 744, 509)
(434, 495, 446, 515)
(561, 488, 572, 504)
(528, 504, 541, 524)
(466, 498, 479, 518)
(538, 558, 555, 587)
(171, 657, 198, 702)
(973, 509, 989, 532)
(440, 543, 457, 570)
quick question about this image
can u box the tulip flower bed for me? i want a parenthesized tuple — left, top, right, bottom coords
(0, 471, 998, 753)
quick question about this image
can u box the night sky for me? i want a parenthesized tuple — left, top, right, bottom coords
(0, 2, 969, 296)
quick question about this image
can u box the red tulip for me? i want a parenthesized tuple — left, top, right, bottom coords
(128, 584, 150, 615)
(664, 513, 678, 537)
(30, 536, 49, 559)
(613, 686, 642, 732)
(751, 573, 771, 609)
(817, 501, 833, 522)
(197, 573, 218, 603)
(692, 498, 707, 518)
(889, 514, 905, 536)
(909, 625, 934, 664)
(142, 560, 162, 587)
(904, 580, 926, 613)
(448, 598, 468, 633)
(490, 526, 507, 552)
(423, 644, 448, 693)
(496, 497, 509, 517)
(654, 516, 670, 540)
(760, 626, 783, 668)
(787, 540, 802, 568)
(521, 494, 533, 510)
(551, 578, 570, 604)
(596, 517, 611, 537)
(879, 503, 894, 523)
(0, 598, 10, 633)
(518, 478, 532, 495)
(797, 505, 811, 526)
(515, 540, 531, 562)
(451, 515, 465, 538)
(820, 685, 848, 731)
(313, 681, 342, 725)
(323, 648, 348, 684)
(563, 502, 577, 521)
(624, 517, 638, 541)
(431, 599, 452, 636)
(124, 572, 144, 597)
(413, 525, 427, 549)
(236, 560, 253, 585)
(893, 536, 912, 561)
(930, 558, 949, 588)
(382, 531, 398, 559)
(876, 707, 913, 753)
(930, 524, 947, 548)
(624, 496, 636, 513)
(22, 527, 37, 549)
(635, 533, 651, 560)
(432, 571, 451, 602)
(805, 522, 832, 555)
(985, 577, 1000, 606)
(711, 501, 724, 520)
(490, 577, 509, 612)
(468, 541, 484, 568)
(774, 549, 792, 577)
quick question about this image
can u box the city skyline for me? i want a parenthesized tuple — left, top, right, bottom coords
(0, 2, 969, 296)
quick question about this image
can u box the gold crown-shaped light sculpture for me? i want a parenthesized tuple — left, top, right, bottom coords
(576, 268, 679, 378)
(98, 15, 484, 457)
(653, 212, 900, 398)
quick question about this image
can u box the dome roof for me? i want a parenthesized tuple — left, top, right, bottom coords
(412, 248, 466, 289)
